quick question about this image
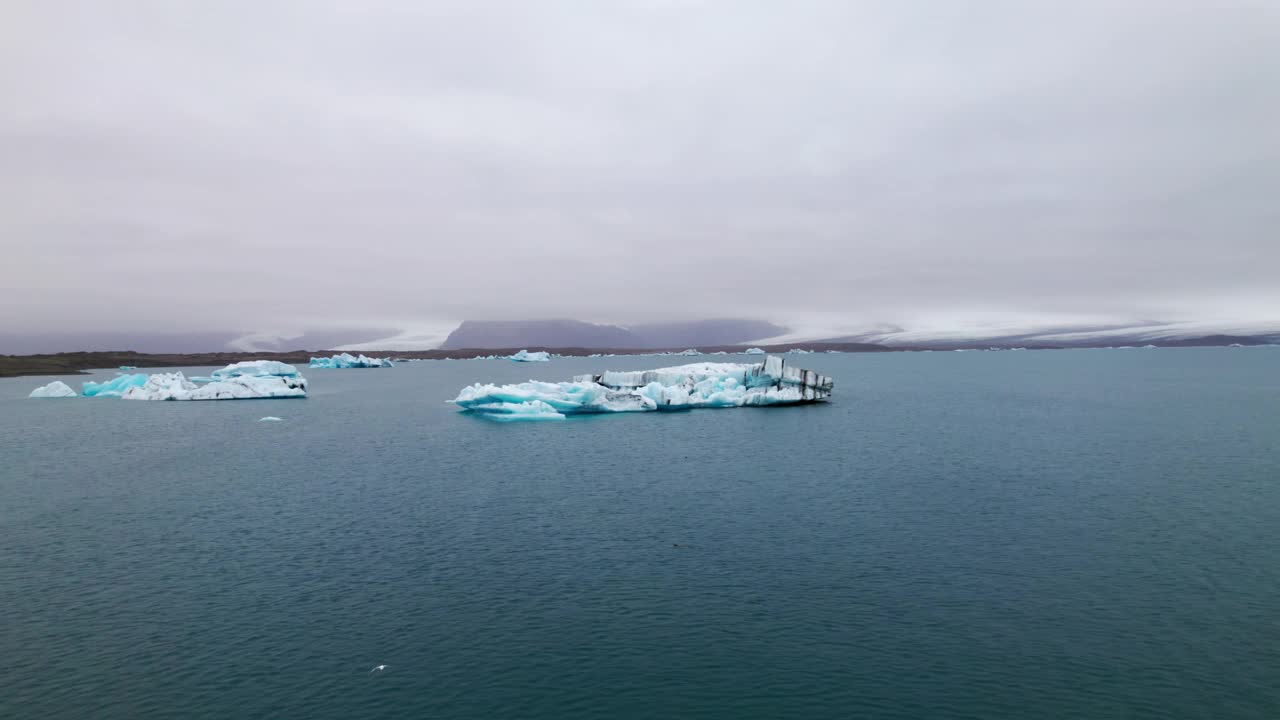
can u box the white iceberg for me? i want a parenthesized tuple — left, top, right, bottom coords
(211, 360, 300, 378)
(677, 349, 700, 356)
(453, 356, 833, 421)
(787, 348, 813, 354)
(309, 352, 393, 368)
(743, 347, 766, 355)
(509, 349, 551, 362)
(29, 380, 78, 398)
(258, 416, 284, 422)
(83, 373, 148, 397)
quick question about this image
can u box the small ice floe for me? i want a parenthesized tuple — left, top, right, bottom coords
(28, 380, 78, 398)
(258, 416, 284, 422)
(509, 349, 551, 362)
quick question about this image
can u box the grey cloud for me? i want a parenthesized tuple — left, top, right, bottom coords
(2, 0, 1277, 345)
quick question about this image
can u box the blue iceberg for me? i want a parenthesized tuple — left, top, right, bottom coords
(309, 352, 393, 369)
(83, 373, 148, 397)
(453, 356, 833, 421)
(509, 350, 551, 362)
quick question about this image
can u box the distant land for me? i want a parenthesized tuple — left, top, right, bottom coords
(3, 317, 1277, 377)
(0, 343, 888, 378)
(3, 336, 1277, 378)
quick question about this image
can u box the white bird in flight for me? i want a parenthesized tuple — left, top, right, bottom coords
(370, 664, 388, 673)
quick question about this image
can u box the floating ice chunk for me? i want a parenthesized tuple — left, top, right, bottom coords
(787, 348, 813, 354)
(119, 365, 137, 370)
(453, 356, 832, 421)
(258, 416, 284, 422)
(309, 352, 393, 368)
(677, 349, 700, 356)
(743, 347, 766, 355)
(509, 350, 551, 362)
(83, 373, 148, 397)
(29, 380, 78, 398)
(459, 400, 567, 421)
(211, 360, 300, 378)
(121, 370, 307, 400)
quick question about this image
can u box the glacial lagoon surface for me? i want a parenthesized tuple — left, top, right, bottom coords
(2, 348, 1278, 719)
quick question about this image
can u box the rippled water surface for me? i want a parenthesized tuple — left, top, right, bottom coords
(2, 348, 1278, 719)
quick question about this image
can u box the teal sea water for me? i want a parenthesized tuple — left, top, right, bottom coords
(2, 348, 1278, 719)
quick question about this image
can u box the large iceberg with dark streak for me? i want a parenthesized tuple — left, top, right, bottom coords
(121, 362, 307, 400)
(309, 352, 392, 369)
(121, 372, 307, 400)
(452, 356, 832, 421)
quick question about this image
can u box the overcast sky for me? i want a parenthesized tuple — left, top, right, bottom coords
(3, 0, 1278, 348)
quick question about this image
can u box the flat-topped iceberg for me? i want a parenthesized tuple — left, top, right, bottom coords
(453, 355, 832, 421)
(743, 347, 766, 355)
(211, 360, 300, 378)
(83, 373, 148, 397)
(29, 380, 78, 398)
(509, 349, 551, 362)
(309, 352, 392, 369)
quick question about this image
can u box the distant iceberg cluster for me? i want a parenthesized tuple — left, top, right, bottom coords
(453, 355, 833, 421)
(509, 349, 551, 362)
(29, 360, 308, 401)
(309, 352, 393, 369)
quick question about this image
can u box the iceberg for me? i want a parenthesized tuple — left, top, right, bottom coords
(258, 416, 284, 422)
(743, 347, 766, 355)
(309, 352, 393, 368)
(115, 362, 307, 401)
(29, 380, 78, 398)
(677, 349, 700, 356)
(119, 365, 137, 370)
(211, 360, 300, 378)
(453, 356, 833, 421)
(509, 349, 551, 362)
(83, 373, 148, 397)
(122, 370, 307, 400)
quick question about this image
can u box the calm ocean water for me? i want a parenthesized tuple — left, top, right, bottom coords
(2, 348, 1278, 719)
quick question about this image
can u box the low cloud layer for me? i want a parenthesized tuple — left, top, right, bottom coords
(3, 0, 1278, 348)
